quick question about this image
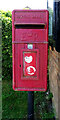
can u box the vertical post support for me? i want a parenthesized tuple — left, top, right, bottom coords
(28, 91, 34, 120)
(47, 0, 48, 9)
(53, 0, 60, 52)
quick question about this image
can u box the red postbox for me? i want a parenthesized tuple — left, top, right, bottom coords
(12, 10, 49, 91)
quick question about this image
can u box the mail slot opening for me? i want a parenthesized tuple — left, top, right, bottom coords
(15, 24, 46, 29)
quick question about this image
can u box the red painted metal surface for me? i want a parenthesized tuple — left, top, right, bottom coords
(12, 10, 49, 91)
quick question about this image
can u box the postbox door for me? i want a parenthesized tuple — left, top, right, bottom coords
(21, 49, 39, 80)
(24, 52, 36, 76)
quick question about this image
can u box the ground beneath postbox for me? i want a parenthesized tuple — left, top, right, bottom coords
(2, 78, 55, 120)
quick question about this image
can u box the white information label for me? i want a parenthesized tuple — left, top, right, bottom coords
(25, 56, 33, 63)
(27, 66, 36, 75)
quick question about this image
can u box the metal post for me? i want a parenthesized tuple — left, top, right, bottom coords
(28, 91, 34, 120)
(53, 1, 56, 42)
(47, 0, 48, 9)
(53, 0, 60, 52)
(56, 1, 60, 52)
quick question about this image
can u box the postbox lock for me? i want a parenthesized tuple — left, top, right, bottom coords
(20, 65, 21, 67)
(28, 44, 33, 49)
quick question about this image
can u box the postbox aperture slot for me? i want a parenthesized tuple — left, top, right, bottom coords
(15, 24, 46, 29)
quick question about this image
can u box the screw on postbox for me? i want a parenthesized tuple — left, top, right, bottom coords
(12, 10, 49, 91)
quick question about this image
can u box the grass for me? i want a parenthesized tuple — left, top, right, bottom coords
(2, 79, 27, 119)
(34, 91, 54, 119)
(2, 78, 55, 119)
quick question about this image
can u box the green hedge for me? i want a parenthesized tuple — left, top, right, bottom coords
(1, 11, 12, 80)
